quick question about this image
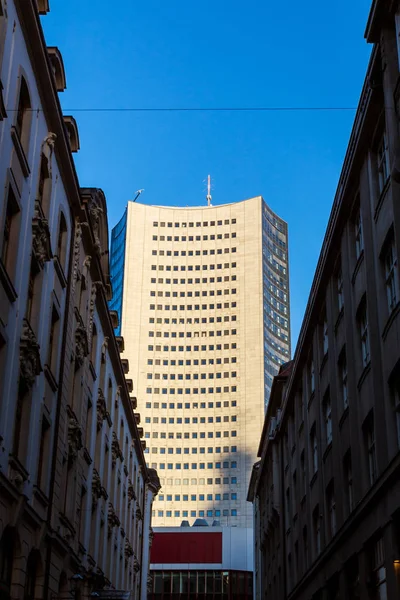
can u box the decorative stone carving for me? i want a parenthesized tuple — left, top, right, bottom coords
(107, 503, 120, 535)
(133, 556, 140, 573)
(123, 464, 128, 477)
(135, 506, 143, 521)
(68, 415, 83, 462)
(97, 388, 107, 430)
(120, 527, 126, 538)
(101, 337, 109, 363)
(124, 539, 133, 559)
(115, 385, 122, 409)
(87, 281, 101, 351)
(127, 480, 136, 502)
(32, 200, 52, 268)
(19, 319, 42, 393)
(75, 322, 89, 368)
(147, 573, 153, 593)
(111, 432, 124, 467)
(92, 468, 104, 510)
(88, 197, 103, 255)
(149, 527, 154, 547)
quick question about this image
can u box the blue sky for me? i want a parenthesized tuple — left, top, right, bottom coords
(42, 0, 372, 350)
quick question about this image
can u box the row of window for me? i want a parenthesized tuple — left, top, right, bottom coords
(150, 463, 239, 478)
(158, 492, 237, 502)
(149, 303, 237, 312)
(147, 345, 237, 354)
(149, 315, 237, 325)
(147, 372, 237, 380)
(150, 462, 238, 470)
(152, 219, 237, 227)
(146, 431, 237, 439)
(147, 359, 237, 367)
(157, 476, 234, 486)
(145, 386, 238, 394)
(151, 248, 237, 257)
(152, 233, 237, 242)
(154, 509, 238, 518)
(151, 262, 236, 271)
(146, 416, 237, 424)
(145, 401, 237, 409)
(150, 276, 237, 285)
(150, 289, 237, 298)
(148, 446, 237, 454)
(149, 329, 237, 337)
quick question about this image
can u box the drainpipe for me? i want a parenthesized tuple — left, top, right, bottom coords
(43, 219, 76, 600)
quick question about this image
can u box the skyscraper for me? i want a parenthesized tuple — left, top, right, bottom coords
(110, 196, 290, 528)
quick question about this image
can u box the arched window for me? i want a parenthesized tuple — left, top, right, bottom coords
(56, 212, 68, 271)
(15, 77, 32, 155)
(0, 527, 15, 599)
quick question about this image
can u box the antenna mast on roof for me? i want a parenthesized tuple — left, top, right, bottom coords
(206, 175, 212, 207)
(133, 189, 144, 202)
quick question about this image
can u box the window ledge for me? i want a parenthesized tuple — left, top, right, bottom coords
(10, 126, 30, 178)
(83, 447, 92, 465)
(0, 259, 17, 303)
(53, 255, 67, 289)
(334, 307, 344, 334)
(89, 360, 97, 381)
(382, 301, 400, 341)
(323, 441, 332, 462)
(44, 364, 58, 392)
(339, 405, 349, 429)
(33, 485, 49, 508)
(357, 361, 371, 391)
(374, 178, 390, 223)
(310, 471, 318, 489)
(351, 250, 364, 285)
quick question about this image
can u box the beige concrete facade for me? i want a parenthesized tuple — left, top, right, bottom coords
(117, 198, 290, 528)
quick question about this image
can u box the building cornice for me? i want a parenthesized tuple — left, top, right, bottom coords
(14, 0, 82, 211)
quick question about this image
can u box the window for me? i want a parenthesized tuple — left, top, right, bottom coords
(323, 390, 332, 445)
(309, 359, 315, 395)
(339, 349, 348, 410)
(310, 425, 318, 475)
(358, 300, 370, 367)
(48, 305, 60, 376)
(344, 451, 353, 513)
(377, 132, 389, 194)
(1, 184, 20, 281)
(364, 412, 377, 485)
(355, 209, 363, 260)
(337, 266, 344, 312)
(383, 236, 398, 312)
(56, 212, 68, 271)
(322, 315, 328, 355)
(371, 538, 387, 600)
(326, 480, 336, 539)
(313, 506, 321, 556)
(37, 415, 50, 492)
(15, 76, 32, 155)
(390, 373, 400, 450)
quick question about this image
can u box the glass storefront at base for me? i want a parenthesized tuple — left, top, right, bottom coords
(149, 570, 253, 600)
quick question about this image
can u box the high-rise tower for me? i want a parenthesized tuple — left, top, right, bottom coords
(110, 196, 290, 528)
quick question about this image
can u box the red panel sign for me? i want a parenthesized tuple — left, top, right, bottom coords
(151, 532, 223, 564)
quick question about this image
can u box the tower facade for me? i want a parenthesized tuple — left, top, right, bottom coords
(110, 196, 290, 527)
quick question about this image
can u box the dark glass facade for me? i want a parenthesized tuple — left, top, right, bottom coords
(261, 201, 290, 405)
(149, 570, 253, 600)
(109, 208, 127, 336)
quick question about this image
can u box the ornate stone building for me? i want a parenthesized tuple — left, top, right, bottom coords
(0, 0, 159, 598)
(248, 1, 400, 598)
